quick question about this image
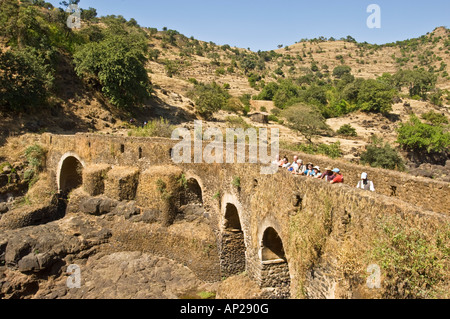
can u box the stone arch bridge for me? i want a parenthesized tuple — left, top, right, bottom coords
(42, 133, 450, 298)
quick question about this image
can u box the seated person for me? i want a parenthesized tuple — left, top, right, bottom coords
(286, 155, 298, 172)
(313, 166, 322, 178)
(294, 159, 307, 175)
(304, 163, 315, 177)
(330, 168, 344, 184)
(288, 159, 300, 173)
(282, 157, 291, 168)
(321, 168, 334, 181)
(278, 156, 287, 167)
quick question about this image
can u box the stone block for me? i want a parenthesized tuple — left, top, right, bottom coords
(82, 164, 111, 196)
(104, 166, 140, 201)
(135, 166, 184, 225)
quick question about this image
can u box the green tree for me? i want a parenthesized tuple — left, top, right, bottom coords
(74, 32, 151, 109)
(273, 79, 301, 109)
(397, 115, 450, 154)
(0, 47, 53, 111)
(256, 82, 279, 101)
(358, 79, 395, 114)
(81, 7, 97, 21)
(240, 55, 257, 74)
(393, 69, 437, 98)
(360, 137, 405, 171)
(187, 82, 230, 119)
(421, 111, 449, 126)
(332, 65, 352, 79)
(281, 104, 331, 143)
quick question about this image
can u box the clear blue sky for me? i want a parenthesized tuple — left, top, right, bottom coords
(50, 0, 449, 51)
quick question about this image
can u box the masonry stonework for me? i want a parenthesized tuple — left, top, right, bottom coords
(40, 133, 450, 298)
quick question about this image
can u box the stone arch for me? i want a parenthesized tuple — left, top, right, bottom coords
(57, 152, 85, 194)
(183, 173, 204, 205)
(220, 193, 247, 277)
(257, 224, 291, 297)
(261, 227, 286, 262)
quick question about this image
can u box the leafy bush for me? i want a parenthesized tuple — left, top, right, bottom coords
(25, 144, 46, 172)
(225, 116, 253, 130)
(337, 124, 357, 137)
(397, 115, 450, 154)
(256, 82, 279, 101)
(281, 104, 332, 144)
(429, 90, 444, 106)
(74, 30, 151, 109)
(393, 69, 437, 98)
(360, 137, 405, 171)
(128, 118, 175, 138)
(371, 217, 449, 298)
(281, 141, 342, 159)
(232, 176, 241, 188)
(357, 79, 396, 114)
(273, 80, 301, 109)
(24, 144, 46, 186)
(421, 111, 449, 126)
(222, 97, 244, 114)
(187, 82, 230, 119)
(0, 48, 53, 111)
(163, 59, 181, 78)
(332, 65, 352, 78)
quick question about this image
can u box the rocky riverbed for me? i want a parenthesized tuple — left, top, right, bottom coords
(0, 196, 221, 299)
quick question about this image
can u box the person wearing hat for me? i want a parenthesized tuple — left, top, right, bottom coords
(321, 167, 334, 182)
(313, 166, 322, 179)
(330, 168, 344, 184)
(357, 172, 375, 192)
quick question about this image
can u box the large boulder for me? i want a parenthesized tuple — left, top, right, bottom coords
(79, 197, 118, 216)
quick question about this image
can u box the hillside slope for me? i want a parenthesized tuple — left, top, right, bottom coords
(0, 1, 449, 180)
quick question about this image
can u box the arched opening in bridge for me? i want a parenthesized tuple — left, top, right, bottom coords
(186, 178, 203, 204)
(259, 227, 290, 297)
(220, 203, 246, 277)
(224, 203, 241, 231)
(262, 227, 286, 262)
(59, 156, 83, 195)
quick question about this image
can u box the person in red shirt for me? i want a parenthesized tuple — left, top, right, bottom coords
(330, 168, 344, 184)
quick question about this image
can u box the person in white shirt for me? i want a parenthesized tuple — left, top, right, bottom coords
(357, 172, 375, 192)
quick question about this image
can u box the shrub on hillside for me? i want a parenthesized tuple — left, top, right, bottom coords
(281, 104, 332, 144)
(397, 115, 450, 155)
(332, 65, 352, 79)
(421, 111, 449, 126)
(74, 32, 151, 109)
(336, 124, 357, 137)
(0, 48, 53, 111)
(371, 217, 449, 298)
(360, 137, 405, 171)
(187, 82, 230, 119)
(281, 141, 343, 159)
(357, 79, 396, 114)
(128, 118, 175, 138)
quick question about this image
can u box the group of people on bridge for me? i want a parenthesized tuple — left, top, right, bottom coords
(274, 155, 375, 192)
